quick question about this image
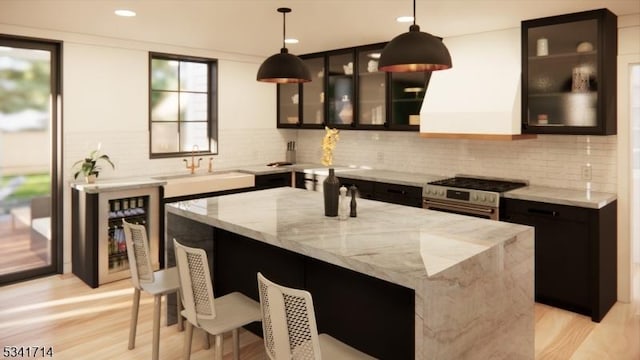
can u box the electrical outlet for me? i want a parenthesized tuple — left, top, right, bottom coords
(581, 164, 592, 180)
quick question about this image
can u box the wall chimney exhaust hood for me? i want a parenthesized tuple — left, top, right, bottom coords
(419, 28, 536, 140)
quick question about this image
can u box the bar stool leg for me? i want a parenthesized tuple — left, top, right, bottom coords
(176, 292, 184, 331)
(232, 328, 240, 360)
(183, 322, 194, 360)
(128, 288, 141, 350)
(152, 294, 161, 360)
(214, 334, 223, 360)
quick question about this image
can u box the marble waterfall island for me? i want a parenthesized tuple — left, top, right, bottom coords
(166, 187, 534, 359)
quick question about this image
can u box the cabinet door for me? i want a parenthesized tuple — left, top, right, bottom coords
(277, 83, 300, 127)
(521, 9, 617, 135)
(357, 44, 387, 128)
(510, 211, 590, 313)
(503, 199, 591, 314)
(389, 72, 430, 130)
(326, 50, 355, 128)
(301, 56, 325, 128)
(254, 173, 292, 190)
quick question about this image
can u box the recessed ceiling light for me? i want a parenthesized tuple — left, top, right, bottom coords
(284, 38, 299, 44)
(114, 9, 136, 17)
(396, 16, 414, 23)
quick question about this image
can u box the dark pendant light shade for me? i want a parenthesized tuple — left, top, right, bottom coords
(257, 7, 311, 83)
(378, 1, 452, 72)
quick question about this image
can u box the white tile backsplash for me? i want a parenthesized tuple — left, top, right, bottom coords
(295, 130, 617, 193)
(64, 128, 297, 180)
(65, 127, 617, 193)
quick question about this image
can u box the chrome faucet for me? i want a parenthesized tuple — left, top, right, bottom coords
(183, 145, 202, 174)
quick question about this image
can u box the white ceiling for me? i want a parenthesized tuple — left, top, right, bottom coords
(1, 0, 639, 58)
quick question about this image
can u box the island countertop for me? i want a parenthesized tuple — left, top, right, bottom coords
(166, 187, 532, 290)
(166, 187, 535, 359)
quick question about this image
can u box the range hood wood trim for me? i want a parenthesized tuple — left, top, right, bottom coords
(419, 133, 537, 141)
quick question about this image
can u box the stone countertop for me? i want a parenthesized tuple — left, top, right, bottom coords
(504, 185, 617, 209)
(235, 165, 292, 176)
(70, 177, 166, 193)
(337, 168, 443, 187)
(166, 187, 533, 290)
(260, 163, 444, 187)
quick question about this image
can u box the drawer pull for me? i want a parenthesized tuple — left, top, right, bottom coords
(528, 208, 559, 217)
(387, 188, 407, 195)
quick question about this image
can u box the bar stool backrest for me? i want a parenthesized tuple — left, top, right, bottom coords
(122, 219, 154, 289)
(257, 272, 322, 360)
(173, 239, 217, 328)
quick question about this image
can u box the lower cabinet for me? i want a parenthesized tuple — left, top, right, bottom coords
(501, 198, 617, 322)
(294, 173, 423, 208)
(212, 228, 415, 360)
(254, 172, 292, 190)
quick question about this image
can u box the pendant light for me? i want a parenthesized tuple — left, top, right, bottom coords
(257, 7, 311, 83)
(378, 0, 452, 72)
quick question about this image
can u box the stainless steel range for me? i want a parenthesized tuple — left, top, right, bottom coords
(423, 175, 528, 220)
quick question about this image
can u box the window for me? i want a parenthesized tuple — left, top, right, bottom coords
(149, 53, 217, 158)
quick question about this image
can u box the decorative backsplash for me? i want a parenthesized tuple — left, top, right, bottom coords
(66, 127, 616, 194)
(64, 128, 297, 179)
(294, 130, 617, 193)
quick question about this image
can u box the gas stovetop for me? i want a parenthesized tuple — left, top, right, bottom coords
(423, 176, 528, 207)
(428, 176, 528, 193)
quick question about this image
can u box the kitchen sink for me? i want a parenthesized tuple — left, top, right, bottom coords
(152, 171, 255, 198)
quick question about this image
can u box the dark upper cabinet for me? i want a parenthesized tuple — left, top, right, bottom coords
(521, 8, 617, 135)
(277, 83, 300, 128)
(300, 55, 326, 128)
(357, 45, 386, 128)
(326, 50, 356, 128)
(388, 72, 431, 130)
(277, 42, 431, 131)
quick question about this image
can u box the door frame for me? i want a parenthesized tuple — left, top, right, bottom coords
(0, 34, 63, 284)
(617, 53, 640, 302)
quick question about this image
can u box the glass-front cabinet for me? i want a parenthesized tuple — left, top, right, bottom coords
(357, 45, 386, 127)
(277, 42, 432, 131)
(277, 83, 300, 127)
(389, 72, 430, 129)
(326, 51, 355, 127)
(522, 9, 617, 135)
(301, 55, 325, 127)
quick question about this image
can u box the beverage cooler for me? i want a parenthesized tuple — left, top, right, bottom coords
(72, 183, 161, 288)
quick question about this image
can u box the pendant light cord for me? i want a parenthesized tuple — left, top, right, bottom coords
(413, 0, 416, 26)
(282, 11, 286, 49)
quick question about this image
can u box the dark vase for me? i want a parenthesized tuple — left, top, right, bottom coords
(323, 168, 340, 217)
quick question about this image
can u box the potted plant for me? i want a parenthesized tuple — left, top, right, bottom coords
(73, 145, 115, 183)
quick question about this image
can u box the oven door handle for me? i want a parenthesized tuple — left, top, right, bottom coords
(423, 199, 496, 216)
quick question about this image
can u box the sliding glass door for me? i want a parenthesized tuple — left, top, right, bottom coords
(0, 36, 61, 284)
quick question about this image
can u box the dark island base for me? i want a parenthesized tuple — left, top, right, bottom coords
(166, 213, 415, 360)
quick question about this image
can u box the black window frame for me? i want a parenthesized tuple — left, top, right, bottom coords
(148, 52, 218, 158)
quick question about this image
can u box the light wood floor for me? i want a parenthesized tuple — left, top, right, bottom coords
(0, 272, 638, 360)
(0, 216, 48, 276)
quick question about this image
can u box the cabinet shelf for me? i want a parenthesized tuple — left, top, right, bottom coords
(528, 50, 596, 60)
(528, 91, 596, 97)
